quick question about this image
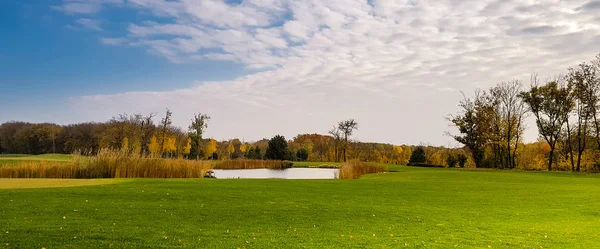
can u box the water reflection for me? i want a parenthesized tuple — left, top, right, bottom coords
(212, 168, 339, 179)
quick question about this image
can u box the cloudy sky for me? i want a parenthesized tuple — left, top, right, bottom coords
(1, 0, 599, 146)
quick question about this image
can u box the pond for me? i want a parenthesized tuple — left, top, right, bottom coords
(211, 168, 339, 179)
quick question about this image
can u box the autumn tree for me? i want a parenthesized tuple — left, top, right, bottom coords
(489, 80, 528, 169)
(148, 135, 160, 157)
(204, 139, 217, 160)
(520, 76, 574, 171)
(448, 91, 491, 168)
(226, 141, 235, 159)
(189, 113, 210, 160)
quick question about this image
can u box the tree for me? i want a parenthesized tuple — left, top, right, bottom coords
(183, 137, 192, 157)
(328, 127, 342, 162)
(448, 91, 491, 168)
(189, 113, 210, 160)
(148, 135, 160, 157)
(337, 119, 359, 162)
(204, 139, 217, 160)
(139, 113, 156, 157)
(490, 80, 528, 169)
(567, 61, 598, 171)
(296, 148, 309, 161)
(158, 109, 172, 157)
(164, 136, 177, 157)
(520, 76, 574, 171)
(264, 135, 289, 160)
(409, 146, 426, 164)
(227, 141, 234, 159)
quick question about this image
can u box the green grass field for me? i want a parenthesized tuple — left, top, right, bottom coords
(0, 154, 73, 166)
(2, 166, 600, 248)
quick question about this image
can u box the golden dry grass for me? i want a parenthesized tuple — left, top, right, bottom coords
(0, 149, 213, 178)
(338, 160, 387, 179)
(0, 178, 120, 189)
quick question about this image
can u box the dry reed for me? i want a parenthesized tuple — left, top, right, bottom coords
(338, 160, 387, 179)
(213, 159, 292, 169)
(0, 149, 212, 178)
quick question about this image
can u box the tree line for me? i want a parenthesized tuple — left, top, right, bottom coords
(449, 53, 600, 172)
(0, 112, 464, 166)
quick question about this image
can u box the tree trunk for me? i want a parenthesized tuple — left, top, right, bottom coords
(566, 118, 575, 172)
(548, 146, 554, 171)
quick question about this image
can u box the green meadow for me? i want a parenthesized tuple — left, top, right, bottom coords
(0, 154, 73, 166)
(2, 165, 600, 248)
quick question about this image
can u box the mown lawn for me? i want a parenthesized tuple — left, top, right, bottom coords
(1, 167, 599, 248)
(0, 154, 73, 167)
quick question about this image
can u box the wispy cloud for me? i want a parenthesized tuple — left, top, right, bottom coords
(53, 0, 124, 14)
(75, 18, 102, 31)
(58, 0, 600, 145)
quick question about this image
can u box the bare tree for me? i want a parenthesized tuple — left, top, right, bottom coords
(337, 119, 359, 162)
(159, 109, 172, 156)
(328, 126, 342, 162)
(139, 113, 156, 157)
(490, 80, 528, 169)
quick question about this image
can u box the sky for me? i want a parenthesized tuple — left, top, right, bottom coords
(1, 0, 600, 146)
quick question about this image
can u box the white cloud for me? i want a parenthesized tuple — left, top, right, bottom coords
(54, 0, 124, 14)
(60, 0, 600, 145)
(75, 18, 102, 31)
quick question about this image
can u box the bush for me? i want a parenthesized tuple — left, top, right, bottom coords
(446, 154, 458, 168)
(264, 135, 288, 160)
(296, 148, 309, 161)
(409, 146, 426, 164)
(457, 154, 467, 168)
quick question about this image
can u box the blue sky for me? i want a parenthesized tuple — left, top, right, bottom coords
(1, 0, 600, 145)
(0, 0, 246, 122)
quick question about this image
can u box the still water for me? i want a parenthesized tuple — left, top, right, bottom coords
(212, 168, 339, 179)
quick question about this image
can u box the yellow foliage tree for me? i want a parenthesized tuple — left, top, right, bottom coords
(148, 136, 160, 157)
(204, 139, 217, 159)
(240, 143, 247, 153)
(121, 137, 129, 152)
(227, 141, 234, 159)
(164, 136, 177, 156)
(183, 138, 192, 156)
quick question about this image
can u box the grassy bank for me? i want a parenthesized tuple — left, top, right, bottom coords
(1, 167, 600, 248)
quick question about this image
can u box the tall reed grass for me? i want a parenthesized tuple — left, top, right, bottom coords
(338, 161, 387, 179)
(0, 149, 212, 178)
(214, 160, 293, 169)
